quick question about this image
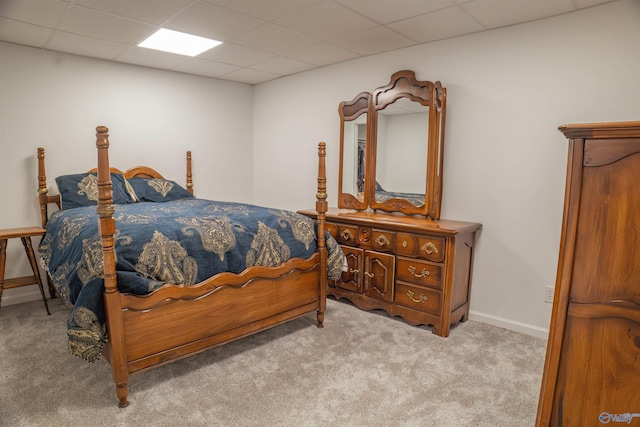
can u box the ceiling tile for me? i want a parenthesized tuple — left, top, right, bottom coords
(285, 41, 359, 66)
(389, 6, 485, 43)
(58, 5, 156, 44)
(116, 45, 189, 69)
(274, 0, 376, 40)
(173, 58, 241, 78)
(202, 0, 320, 22)
(231, 23, 320, 55)
(198, 43, 275, 67)
(164, 1, 265, 42)
(72, 0, 192, 25)
(250, 56, 315, 75)
(46, 31, 129, 59)
(331, 26, 416, 55)
(218, 67, 281, 84)
(0, 0, 621, 85)
(0, 0, 69, 28)
(0, 17, 52, 47)
(461, 0, 575, 29)
(336, 0, 453, 24)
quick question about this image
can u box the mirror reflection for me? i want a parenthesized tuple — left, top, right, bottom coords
(341, 113, 367, 201)
(374, 97, 428, 206)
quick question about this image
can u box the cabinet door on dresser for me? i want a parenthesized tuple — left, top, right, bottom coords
(362, 250, 395, 302)
(333, 245, 394, 301)
(339, 246, 363, 293)
(328, 222, 395, 301)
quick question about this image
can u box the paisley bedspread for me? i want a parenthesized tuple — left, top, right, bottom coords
(39, 198, 345, 362)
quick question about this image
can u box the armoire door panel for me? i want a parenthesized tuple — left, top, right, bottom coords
(584, 138, 640, 166)
(572, 153, 640, 303)
(550, 315, 640, 426)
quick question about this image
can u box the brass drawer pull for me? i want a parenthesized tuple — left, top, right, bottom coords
(349, 268, 359, 282)
(407, 291, 428, 303)
(421, 241, 438, 255)
(375, 235, 390, 247)
(364, 272, 375, 278)
(341, 229, 353, 240)
(408, 266, 430, 278)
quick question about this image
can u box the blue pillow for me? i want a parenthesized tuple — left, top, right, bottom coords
(127, 178, 193, 203)
(56, 173, 134, 210)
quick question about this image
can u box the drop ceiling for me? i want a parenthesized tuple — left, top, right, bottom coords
(0, 0, 616, 85)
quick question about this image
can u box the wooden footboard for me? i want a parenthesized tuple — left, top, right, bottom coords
(110, 255, 322, 373)
(94, 126, 328, 407)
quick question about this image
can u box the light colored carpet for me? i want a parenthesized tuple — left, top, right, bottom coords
(0, 297, 546, 426)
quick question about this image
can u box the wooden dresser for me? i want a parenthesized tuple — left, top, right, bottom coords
(536, 122, 640, 426)
(300, 208, 481, 337)
(314, 70, 481, 337)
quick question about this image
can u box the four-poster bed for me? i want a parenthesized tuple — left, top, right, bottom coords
(36, 126, 343, 407)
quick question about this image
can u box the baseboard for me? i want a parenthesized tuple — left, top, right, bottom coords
(469, 310, 549, 340)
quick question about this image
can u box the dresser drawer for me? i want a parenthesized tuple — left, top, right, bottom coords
(336, 224, 358, 245)
(394, 233, 417, 256)
(396, 257, 442, 289)
(395, 281, 441, 315)
(370, 229, 395, 253)
(415, 236, 444, 262)
(325, 222, 338, 239)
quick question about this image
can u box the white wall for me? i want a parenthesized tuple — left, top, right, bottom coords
(0, 42, 254, 304)
(2, 1, 638, 336)
(252, 0, 640, 337)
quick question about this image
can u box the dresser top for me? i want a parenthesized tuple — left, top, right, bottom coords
(298, 208, 482, 236)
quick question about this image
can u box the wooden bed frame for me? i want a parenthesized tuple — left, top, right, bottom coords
(37, 126, 329, 407)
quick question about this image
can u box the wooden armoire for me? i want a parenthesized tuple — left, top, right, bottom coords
(536, 121, 640, 426)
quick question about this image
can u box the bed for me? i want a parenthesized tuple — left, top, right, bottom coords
(36, 126, 344, 407)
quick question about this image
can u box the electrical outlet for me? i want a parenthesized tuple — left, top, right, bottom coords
(544, 286, 555, 303)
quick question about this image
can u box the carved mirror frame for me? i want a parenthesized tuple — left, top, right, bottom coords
(337, 70, 446, 219)
(338, 91, 371, 210)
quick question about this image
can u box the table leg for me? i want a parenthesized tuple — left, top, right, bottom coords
(21, 236, 50, 315)
(46, 275, 56, 299)
(0, 239, 6, 311)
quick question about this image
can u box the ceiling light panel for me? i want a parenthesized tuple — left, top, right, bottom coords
(138, 28, 222, 56)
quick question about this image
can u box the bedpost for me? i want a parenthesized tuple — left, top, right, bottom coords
(186, 151, 193, 195)
(316, 142, 328, 328)
(37, 148, 49, 227)
(36, 147, 62, 227)
(95, 126, 130, 408)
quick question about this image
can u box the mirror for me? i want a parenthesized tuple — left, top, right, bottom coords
(373, 97, 429, 207)
(338, 92, 370, 210)
(337, 70, 446, 219)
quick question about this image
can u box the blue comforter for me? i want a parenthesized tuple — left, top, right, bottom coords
(39, 198, 344, 361)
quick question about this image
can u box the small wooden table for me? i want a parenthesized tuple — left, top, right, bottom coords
(0, 227, 51, 315)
